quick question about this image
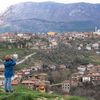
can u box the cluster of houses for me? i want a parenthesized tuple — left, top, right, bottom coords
(0, 31, 100, 94)
(0, 32, 33, 43)
(0, 32, 58, 50)
(0, 64, 51, 92)
(0, 62, 69, 93)
(0, 60, 100, 94)
(62, 64, 100, 94)
(0, 31, 100, 50)
(59, 32, 100, 54)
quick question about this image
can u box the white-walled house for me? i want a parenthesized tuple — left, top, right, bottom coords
(92, 43, 99, 50)
(86, 45, 92, 50)
(82, 76, 91, 83)
(77, 66, 86, 72)
(62, 80, 71, 93)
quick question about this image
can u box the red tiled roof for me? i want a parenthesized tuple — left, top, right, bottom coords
(92, 73, 100, 76)
(12, 80, 18, 85)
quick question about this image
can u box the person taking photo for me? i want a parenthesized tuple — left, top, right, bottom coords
(4, 55, 16, 93)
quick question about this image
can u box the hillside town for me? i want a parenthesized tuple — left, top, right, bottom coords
(0, 31, 100, 96)
(0, 1, 100, 100)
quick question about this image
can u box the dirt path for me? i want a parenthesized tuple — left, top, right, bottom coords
(16, 52, 36, 65)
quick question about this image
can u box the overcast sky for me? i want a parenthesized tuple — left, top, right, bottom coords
(0, 0, 100, 13)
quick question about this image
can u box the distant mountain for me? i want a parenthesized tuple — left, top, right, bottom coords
(0, 2, 100, 33)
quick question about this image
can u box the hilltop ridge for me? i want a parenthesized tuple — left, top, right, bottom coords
(0, 2, 100, 33)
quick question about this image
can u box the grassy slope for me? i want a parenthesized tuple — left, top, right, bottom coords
(0, 48, 34, 59)
(0, 85, 87, 100)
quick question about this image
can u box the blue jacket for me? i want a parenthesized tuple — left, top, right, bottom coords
(4, 59, 16, 78)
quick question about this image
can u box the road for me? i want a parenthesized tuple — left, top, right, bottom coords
(16, 52, 36, 65)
